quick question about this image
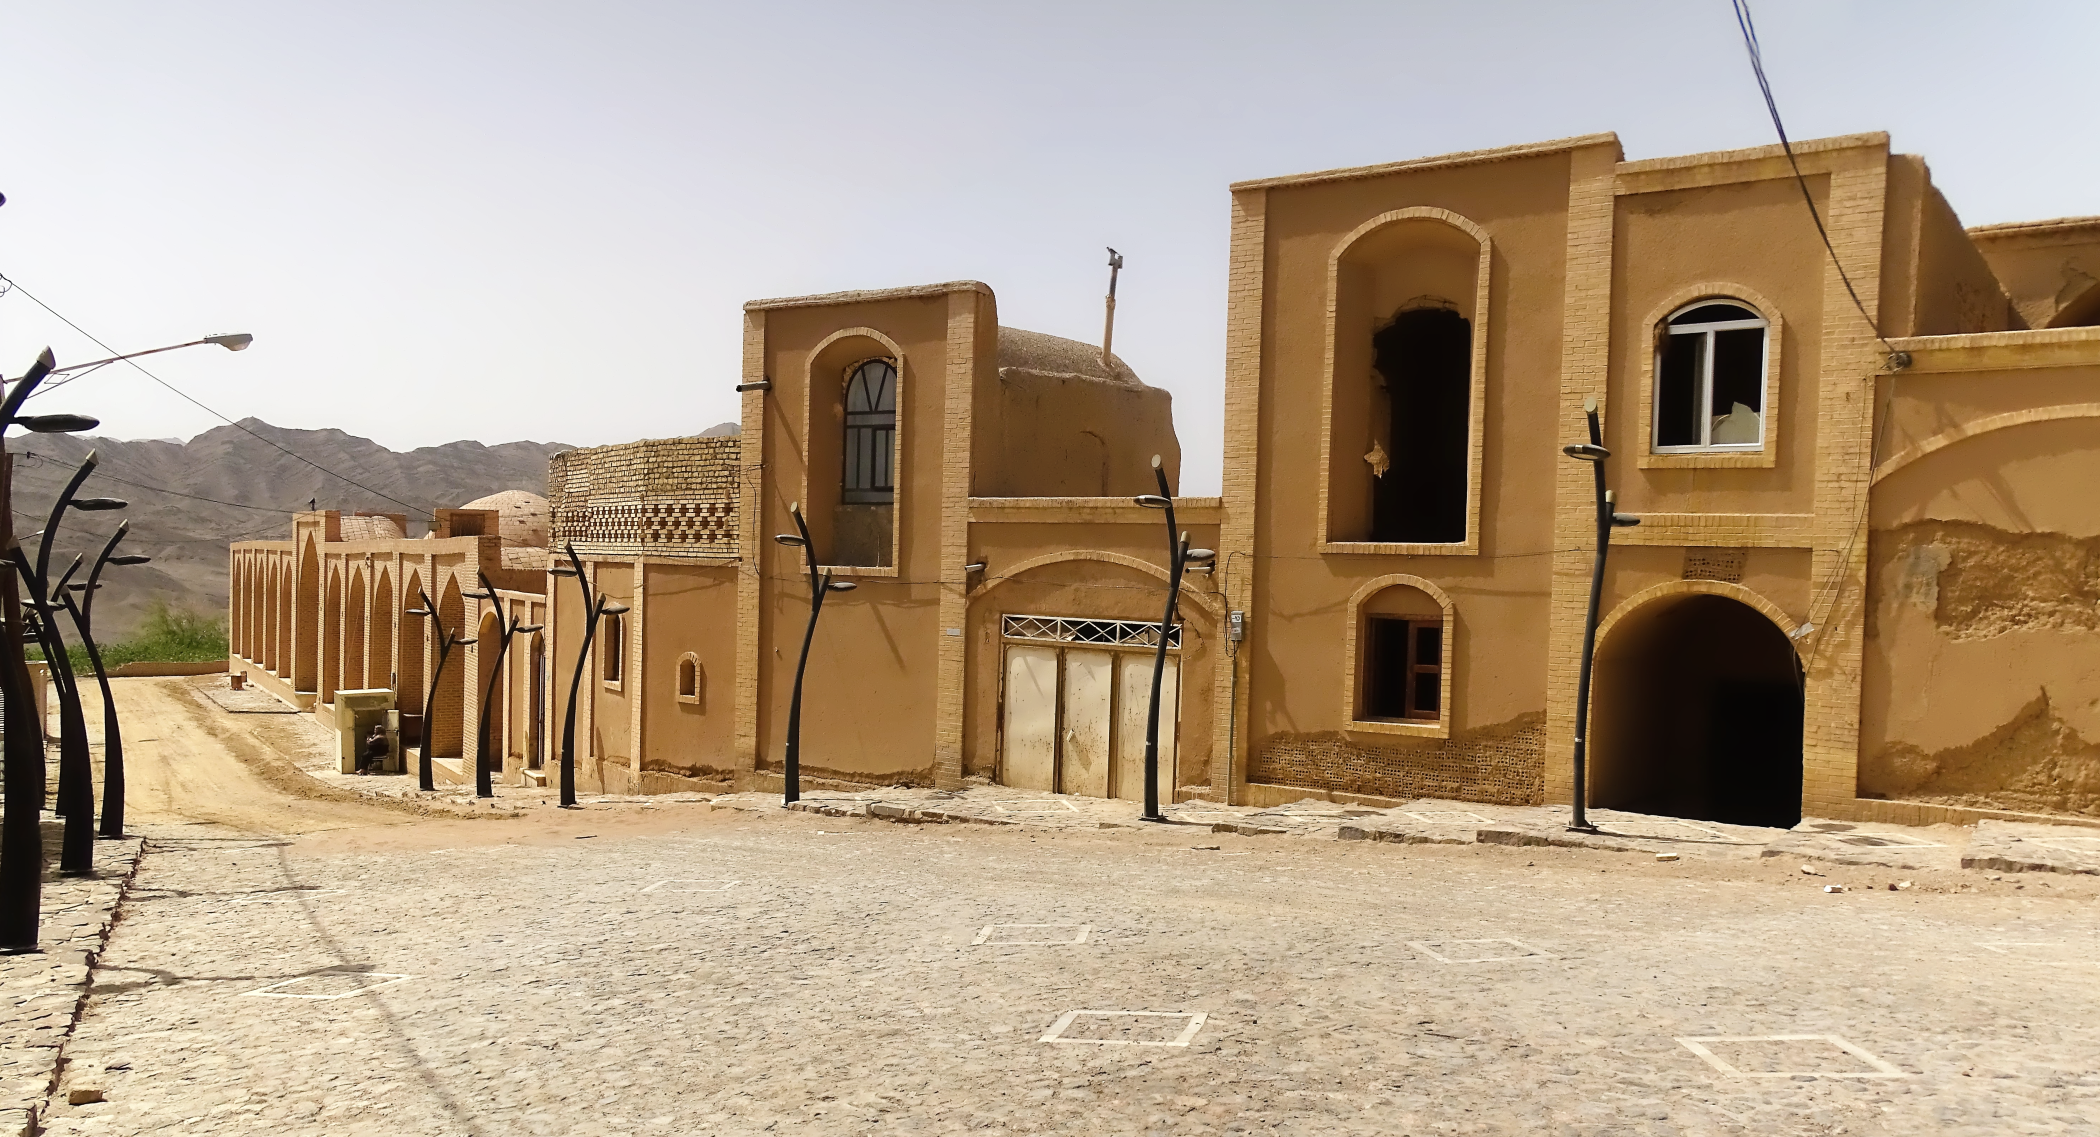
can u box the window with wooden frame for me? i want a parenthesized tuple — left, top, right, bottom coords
(600, 612, 624, 685)
(1364, 617, 1442, 721)
(1654, 301, 1770, 453)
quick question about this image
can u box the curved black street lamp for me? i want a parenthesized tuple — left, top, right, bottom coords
(59, 520, 151, 839)
(1134, 456, 1214, 823)
(463, 572, 542, 798)
(1562, 395, 1639, 834)
(551, 543, 628, 808)
(774, 502, 855, 806)
(405, 587, 474, 792)
(0, 349, 103, 947)
(10, 450, 126, 874)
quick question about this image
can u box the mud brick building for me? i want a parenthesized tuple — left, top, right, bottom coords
(230, 131, 2100, 827)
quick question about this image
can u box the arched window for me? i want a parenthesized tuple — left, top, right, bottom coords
(676, 653, 702, 706)
(1655, 301, 1770, 452)
(601, 611, 624, 684)
(842, 359, 897, 504)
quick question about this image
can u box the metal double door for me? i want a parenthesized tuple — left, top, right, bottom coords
(1001, 644, 1177, 802)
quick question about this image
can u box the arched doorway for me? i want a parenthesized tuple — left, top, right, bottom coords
(527, 631, 546, 770)
(1590, 591, 1803, 828)
(476, 609, 504, 782)
(433, 576, 466, 759)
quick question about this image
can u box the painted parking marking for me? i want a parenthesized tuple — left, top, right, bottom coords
(1409, 938, 1556, 963)
(1404, 811, 1495, 824)
(1835, 832, 1944, 848)
(987, 799, 1083, 814)
(1677, 1035, 1906, 1078)
(2028, 835, 2100, 851)
(641, 879, 740, 893)
(1977, 941, 2100, 966)
(1039, 1010, 1207, 1046)
(244, 972, 416, 1001)
(228, 888, 348, 904)
(972, 923, 1092, 946)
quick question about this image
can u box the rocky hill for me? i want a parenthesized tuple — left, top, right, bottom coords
(6, 419, 571, 642)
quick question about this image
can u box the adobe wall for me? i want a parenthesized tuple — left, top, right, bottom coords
(635, 562, 739, 789)
(1969, 217, 2100, 330)
(1863, 329, 2100, 817)
(973, 371, 1179, 498)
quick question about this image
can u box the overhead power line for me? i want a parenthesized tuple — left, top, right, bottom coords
(0, 271, 433, 519)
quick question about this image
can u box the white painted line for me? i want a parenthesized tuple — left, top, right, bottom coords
(1403, 811, 1494, 824)
(988, 799, 1083, 814)
(2028, 836, 2100, 851)
(1409, 938, 1556, 964)
(1835, 832, 1944, 849)
(641, 879, 740, 893)
(1039, 1010, 1207, 1046)
(971, 923, 1091, 946)
(244, 972, 416, 1001)
(228, 889, 348, 904)
(1676, 1035, 1906, 1078)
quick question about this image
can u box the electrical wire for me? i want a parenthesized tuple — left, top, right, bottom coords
(0, 270, 433, 518)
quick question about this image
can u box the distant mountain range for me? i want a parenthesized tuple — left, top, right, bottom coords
(6, 419, 572, 642)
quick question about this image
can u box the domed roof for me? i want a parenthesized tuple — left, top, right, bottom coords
(996, 327, 1143, 386)
(460, 489, 549, 550)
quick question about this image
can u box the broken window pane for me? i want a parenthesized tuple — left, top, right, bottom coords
(1656, 333, 1703, 447)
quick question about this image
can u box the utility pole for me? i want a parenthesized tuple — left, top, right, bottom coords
(1100, 248, 1124, 371)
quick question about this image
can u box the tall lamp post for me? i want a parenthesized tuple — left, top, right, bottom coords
(59, 520, 151, 838)
(0, 350, 102, 947)
(1133, 456, 1214, 823)
(463, 572, 542, 798)
(550, 544, 627, 808)
(1561, 395, 1639, 834)
(773, 503, 855, 806)
(10, 450, 127, 874)
(405, 587, 474, 792)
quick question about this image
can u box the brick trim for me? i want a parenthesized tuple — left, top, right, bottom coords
(1632, 281, 1785, 470)
(1338, 574, 1455, 740)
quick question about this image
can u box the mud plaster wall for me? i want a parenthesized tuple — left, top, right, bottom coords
(637, 562, 738, 782)
(1250, 712, 1544, 805)
(1863, 518, 2100, 816)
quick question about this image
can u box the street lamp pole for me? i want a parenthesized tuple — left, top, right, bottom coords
(1133, 456, 1215, 823)
(464, 572, 542, 798)
(59, 520, 151, 838)
(774, 503, 855, 806)
(0, 348, 109, 949)
(1562, 396, 1639, 834)
(551, 544, 626, 808)
(406, 587, 474, 792)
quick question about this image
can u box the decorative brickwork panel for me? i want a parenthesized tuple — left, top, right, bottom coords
(548, 437, 741, 559)
(1683, 547, 1748, 584)
(1250, 713, 1545, 805)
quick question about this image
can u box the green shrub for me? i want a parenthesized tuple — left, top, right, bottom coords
(26, 599, 228, 672)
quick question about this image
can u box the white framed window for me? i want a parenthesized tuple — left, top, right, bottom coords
(1653, 301, 1770, 452)
(842, 359, 897, 504)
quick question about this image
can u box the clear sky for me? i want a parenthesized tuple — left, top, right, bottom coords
(2, 1, 2093, 496)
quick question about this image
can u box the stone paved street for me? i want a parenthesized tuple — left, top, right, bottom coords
(19, 679, 2100, 1135)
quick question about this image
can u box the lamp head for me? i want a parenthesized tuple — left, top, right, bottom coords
(774, 534, 806, 547)
(72, 497, 127, 511)
(1184, 547, 1217, 565)
(405, 607, 430, 617)
(516, 623, 545, 634)
(549, 566, 578, 577)
(14, 413, 98, 434)
(825, 580, 857, 592)
(108, 554, 151, 566)
(1133, 495, 1169, 509)
(454, 636, 477, 646)
(1562, 443, 1610, 462)
(203, 333, 254, 351)
(461, 588, 492, 600)
(601, 601, 631, 616)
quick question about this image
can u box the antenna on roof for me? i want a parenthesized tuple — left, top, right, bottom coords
(1100, 247, 1124, 371)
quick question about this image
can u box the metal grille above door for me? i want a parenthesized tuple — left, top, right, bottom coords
(1002, 614, 1180, 651)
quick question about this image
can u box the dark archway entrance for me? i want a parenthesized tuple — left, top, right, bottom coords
(1371, 306, 1470, 543)
(1590, 592, 1803, 828)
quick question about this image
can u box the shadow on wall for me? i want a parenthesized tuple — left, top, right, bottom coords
(1590, 593, 1803, 828)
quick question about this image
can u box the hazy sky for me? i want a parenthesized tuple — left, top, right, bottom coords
(3, 1, 2094, 496)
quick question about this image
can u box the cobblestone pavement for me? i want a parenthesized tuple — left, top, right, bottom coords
(39, 798, 2100, 1136)
(0, 825, 141, 1137)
